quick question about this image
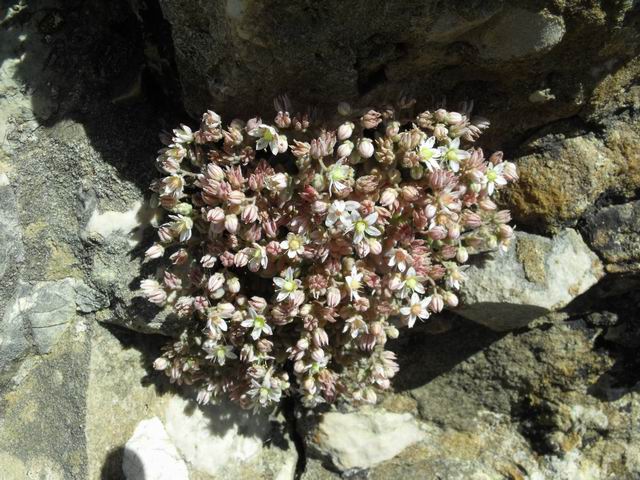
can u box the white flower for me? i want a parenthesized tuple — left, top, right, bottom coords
(438, 137, 470, 172)
(273, 267, 302, 302)
(280, 233, 306, 259)
(399, 267, 425, 299)
(386, 248, 410, 272)
(446, 264, 466, 290)
(400, 293, 432, 328)
(240, 308, 273, 340)
(172, 124, 194, 144)
(169, 214, 193, 242)
(204, 342, 237, 366)
(326, 160, 352, 194)
(484, 162, 508, 195)
(325, 200, 360, 227)
(343, 314, 368, 338)
(248, 243, 268, 271)
(345, 266, 363, 301)
(249, 124, 280, 155)
(343, 211, 381, 244)
(417, 136, 442, 171)
(247, 371, 282, 407)
(161, 175, 185, 198)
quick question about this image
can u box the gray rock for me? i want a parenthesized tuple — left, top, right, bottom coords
(458, 229, 603, 330)
(472, 8, 566, 61)
(303, 407, 425, 472)
(583, 200, 640, 273)
(123, 418, 189, 480)
(74, 281, 110, 314)
(0, 279, 76, 386)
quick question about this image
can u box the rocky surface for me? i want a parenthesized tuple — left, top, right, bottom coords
(583, 200, 640, 273)
(458, 229, 603, 330)
(0, 0, 639, 479)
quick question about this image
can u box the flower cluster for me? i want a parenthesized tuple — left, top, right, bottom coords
(143, 98, 517, 409)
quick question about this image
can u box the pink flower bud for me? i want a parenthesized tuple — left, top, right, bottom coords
(263, 218, 278, 238)
(227, 190, 245, 205)
(327, 287, 341, 307)
(145, 244, 164, 260)
(234, 250, 249, 267)
(425, 204, 437, 218)
(386, 121, 400, 138)
(479, 198, 497, 211)
(448, 224, 460, 240)
(456, 247, 469, 263)
(430, 294, 444, 313)
(368, 238, 382, 255)
(401, 186, 420, 201)
(358, 138, 374, 158)
(428, 225, 448, 240)
(169, 249, 188, 265)
(312, 328, 329, 347)
(337, 141, 354, 158)
(153, 357, 169, 370)
(206, 164, 225, 181)
(312, 201, 328, 214)
(207, 273, 225, 292)
(225, 214, 238, 233)
(249, 296, 267, 311)
(206, 207, 225, 223)
(226, 277, 241, 293)
(337, 122, 355, 141)
(157, 225, 173, 242)
(241, 204, 258, 224)
(446, 111, 463, 125)
(380, 188, 398, 207)
(388, 275, 404, 291)
(444, 291, 459, 307)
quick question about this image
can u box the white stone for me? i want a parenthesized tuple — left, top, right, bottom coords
(458, 229, 603, 330)
(123, 417, 188, 480)
(309, 407, 426, 471)
(163, 395, 271, 477)
(84, 201, 154, 246)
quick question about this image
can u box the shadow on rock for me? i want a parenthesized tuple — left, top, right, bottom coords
(390, 312, 505, 391)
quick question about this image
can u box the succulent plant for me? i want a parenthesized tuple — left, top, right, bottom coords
(143, 97, 518, 409)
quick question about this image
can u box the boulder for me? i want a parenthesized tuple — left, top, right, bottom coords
(458, 229, 603, 330)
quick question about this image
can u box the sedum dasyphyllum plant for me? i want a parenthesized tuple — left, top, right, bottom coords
(141, 97, 518, 410)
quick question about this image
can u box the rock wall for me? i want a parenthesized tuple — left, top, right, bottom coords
(0, 0, 638, 479)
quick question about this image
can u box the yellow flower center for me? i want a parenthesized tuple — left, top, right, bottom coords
(487, 170, 498, 182)
(446, 150, 458, 161)
(405, 277, 417, 289)
(284, 280, 297, 292)
(419, 147, 433, 160)
(289, 238, 301, 250)
(411, 303, 422, 316)
(355, 220, 367, 234)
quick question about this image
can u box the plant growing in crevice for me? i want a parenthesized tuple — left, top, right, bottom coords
(142, 96, 518, 409)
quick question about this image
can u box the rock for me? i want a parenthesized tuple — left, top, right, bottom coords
(163, 395, 298, 479)
(304, 407, 425, 472)
(157, 0, 638, 148)
(123, 418, 189, 480)
(583, 200, 640, 273)
(458, 229, 603, 330)
(472, 8, 565, 61)
(0, 279, 76, 386)
(506, 113, 640, 232)
(505, 135, 615, 230)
